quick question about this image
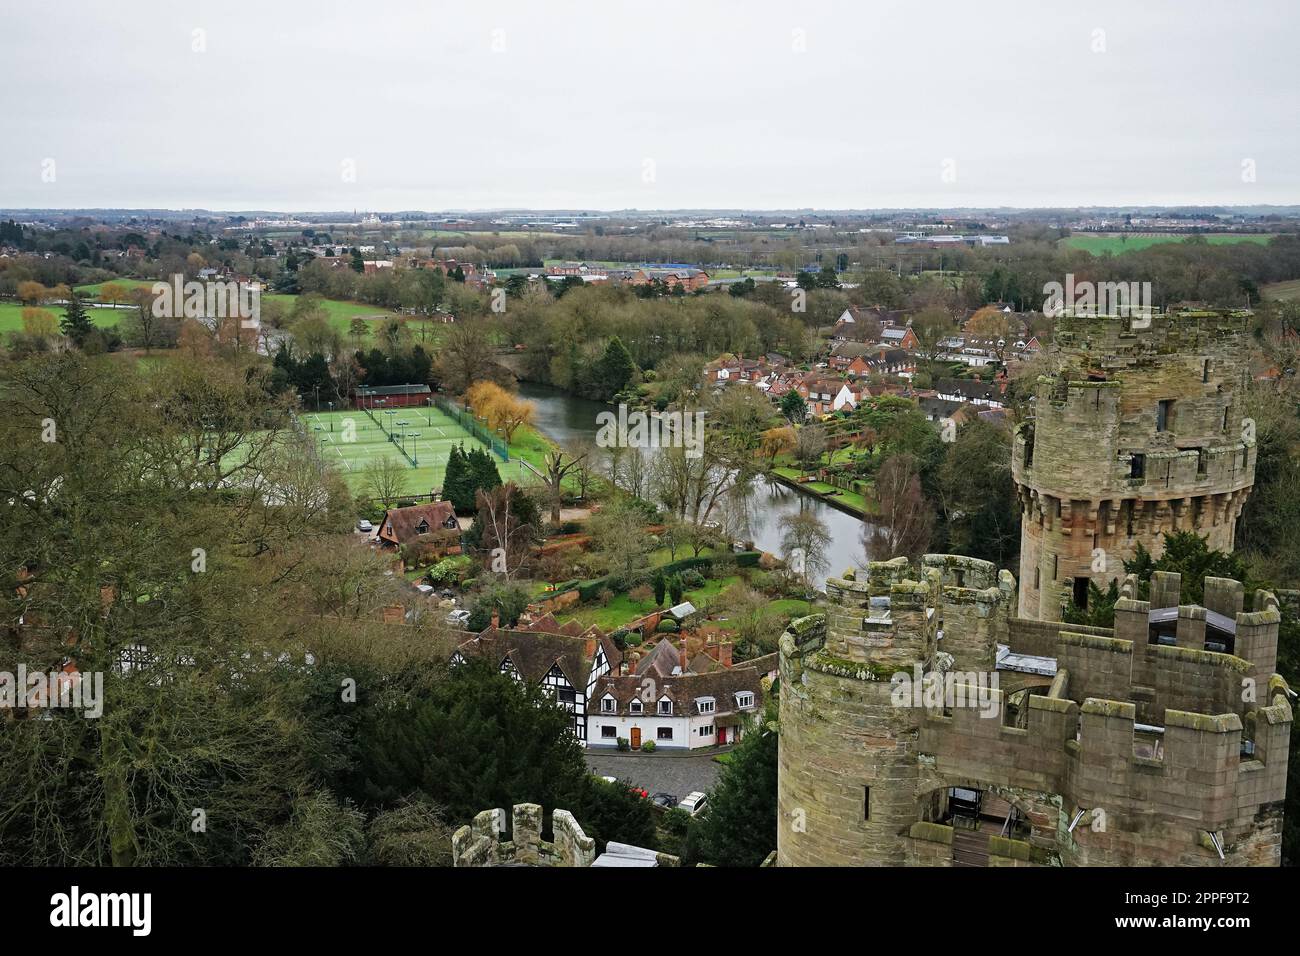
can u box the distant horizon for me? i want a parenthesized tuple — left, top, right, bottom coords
(5, 203, 1300, 218)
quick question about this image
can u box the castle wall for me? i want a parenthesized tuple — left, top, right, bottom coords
(777, 555, 1291, 868)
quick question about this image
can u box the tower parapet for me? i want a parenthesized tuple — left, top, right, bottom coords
(1013, 312, 1255, 620)
(777, 560, 1292, 867)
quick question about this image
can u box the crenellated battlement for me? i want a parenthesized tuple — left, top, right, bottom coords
(1012, 314, 1255, 621)
(778, 560, 1292, 868)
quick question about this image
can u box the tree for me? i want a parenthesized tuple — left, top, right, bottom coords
(910, 306, 954, 369)
(937, 420, 1019, 566)
(866, 453, 934, 560)
(352, 659, 590, 823)
(60, 291, 95, 347)
(541, 448, 586, 525)
(780, 389, 808, 424)
(687, 698, 778, 866)
(593, 336, 638, 400)
(588, 499, 652, 582)
(652, 570, 667, 606)
(364, 455, 408, 508)
(668, 573, 685, 606)
(465, 580, 535, 632)
(778, 510, 832, 595)
(438, 321, 503, 394)
(793, 424, 828, 472)
(474, 482, 537, 579)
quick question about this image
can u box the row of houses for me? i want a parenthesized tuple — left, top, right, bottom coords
(452, 611, 773, 750)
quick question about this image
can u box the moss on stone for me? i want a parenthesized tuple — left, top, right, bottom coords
(909, 821, 954, 845)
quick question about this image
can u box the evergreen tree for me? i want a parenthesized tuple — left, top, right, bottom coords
(443, 444, 472, 512)
(467, 447, 502, 499)
(653, 570, 667, 606)
(779, 389, 807, 424)
(668, 573, 684, 606)
(687, 699, 779, 866)
(594, 336, 637, 400)
(60, 291, 94, 346)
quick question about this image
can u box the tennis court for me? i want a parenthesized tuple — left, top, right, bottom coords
(302, 406, 501, 497)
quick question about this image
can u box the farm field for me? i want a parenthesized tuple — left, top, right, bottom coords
(304, 406, 511, 498)
(1059, 233, 1274, 254)
(1262, 279, 1300, 302)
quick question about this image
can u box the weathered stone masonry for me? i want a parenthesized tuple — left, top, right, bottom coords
(777, 556, 1292, 867)
(1012, 313, 1255, 621)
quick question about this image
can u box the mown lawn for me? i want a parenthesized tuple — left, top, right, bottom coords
(0, 302, 123, 334)
(558, 575, 742, 632)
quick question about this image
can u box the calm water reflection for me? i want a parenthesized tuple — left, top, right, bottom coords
(517, 381, 873, 571)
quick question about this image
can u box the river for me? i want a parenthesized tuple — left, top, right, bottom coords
(517, 381, 873, 574)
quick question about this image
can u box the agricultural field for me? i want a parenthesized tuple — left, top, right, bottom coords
(304, 406, 518, 498)
(1262, 279, 1300, 302)
(1059, 233, 1274, 254)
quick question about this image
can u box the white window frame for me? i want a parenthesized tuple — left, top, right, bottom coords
(658, 697, 673, 716)
(629, 699, 643, 715)
(601, 695, 616, 713)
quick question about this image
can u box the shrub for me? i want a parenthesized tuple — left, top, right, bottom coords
(680, 569, 705, 589)
(617, 737, 630, 752)
(656, 619, 679, 633)
(641, 739, 656, 753)
(625, 633, 643, 647)
(598, 588, 615, 607)
(629, 584, 654, 605)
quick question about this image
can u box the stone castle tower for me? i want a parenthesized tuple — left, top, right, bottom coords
(1011, 312, 1256, 621)
(777, 556, 1291, 867)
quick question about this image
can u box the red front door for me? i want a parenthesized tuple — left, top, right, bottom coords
(717, 727, 727, 745)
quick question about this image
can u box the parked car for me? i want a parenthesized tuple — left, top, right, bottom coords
(356, 519, 373, 533)
(679, 791, 708, 816)
(650, 792, 679, 809)
(445, 609, 471, 627)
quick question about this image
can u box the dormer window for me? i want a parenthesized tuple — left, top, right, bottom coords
(695, 696, 715, 714)
(629, 699, 643, 715)
(416, 519, 430, 534)
(735, 692, 755, 710)
(658, 697, 673, 716)
(601, 695, 616, 714)
(444, 515, 458, 529)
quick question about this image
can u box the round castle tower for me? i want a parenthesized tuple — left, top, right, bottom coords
(1012, 313, 1256, 621)
(777, 556, 1014, 867)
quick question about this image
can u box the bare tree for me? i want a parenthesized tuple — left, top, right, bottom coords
(541, 448, 586, 525)
(864, 453, 934, 561)
(364, 455, 407, 508)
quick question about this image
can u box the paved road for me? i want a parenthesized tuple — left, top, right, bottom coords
(585, 751, 724, 800)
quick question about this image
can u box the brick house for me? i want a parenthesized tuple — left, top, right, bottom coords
(377, 501, 461, 550)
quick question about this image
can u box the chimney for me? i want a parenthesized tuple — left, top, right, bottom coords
(490, 608, 500, 629)
(679, 639, 688, 674)
(719, 641, 733, 668)
(584, 638, 597, 659)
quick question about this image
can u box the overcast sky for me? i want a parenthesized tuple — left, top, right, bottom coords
(2, 0, 1297, 211)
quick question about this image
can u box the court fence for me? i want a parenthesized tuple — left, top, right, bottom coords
(432, 396, 509, 462)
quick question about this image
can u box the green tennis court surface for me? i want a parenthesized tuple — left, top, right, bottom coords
(302, 407, 497, 497)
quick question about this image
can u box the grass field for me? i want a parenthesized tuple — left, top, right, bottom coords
(0, 302, 124, 334)
(303, 406, 517, 497)
(1060, 233, 1274, 255)
(1262, 279, 1300, 302)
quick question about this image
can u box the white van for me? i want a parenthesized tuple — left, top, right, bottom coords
(679, 791, 709, 816)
